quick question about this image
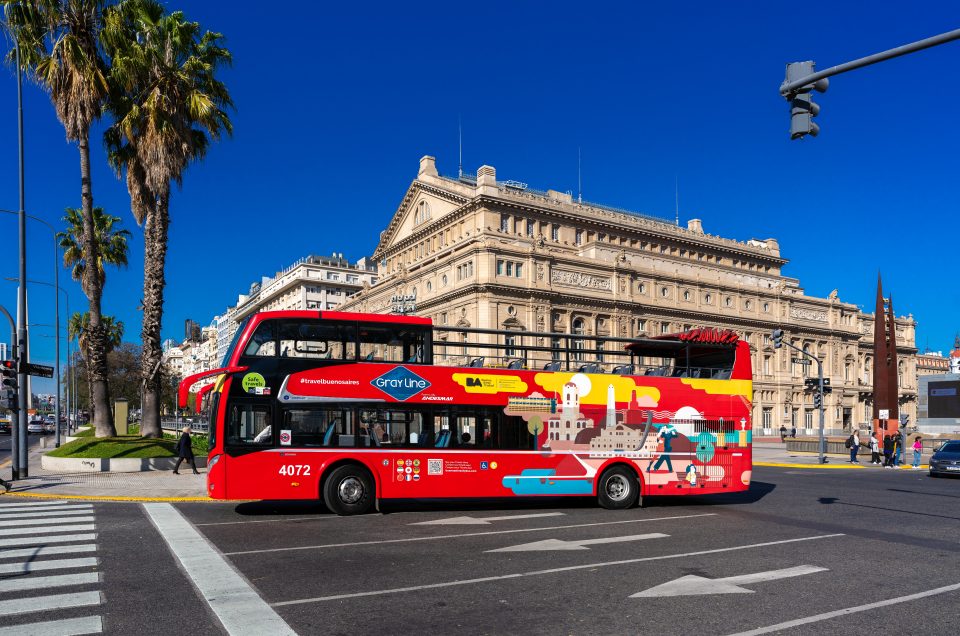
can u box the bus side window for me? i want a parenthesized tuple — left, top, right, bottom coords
(496, 414, 534, 450)
(227, 402, 272, 446)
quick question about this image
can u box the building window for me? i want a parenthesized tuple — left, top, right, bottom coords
(505, 333, 517, 357)
(456, 261, 474, 281)
(683, 290, 691, 301)
(516, 263, 523, 277)
(704, 293, 712, 304)
(440, 312, 447, 325)
(763, 356, 771, 375)
(762, 408, 772, 428)
(636, 319, 646, 334)
(575, 229, 583, 245)
(526, 219, 535, 237)
(725, 296, 732, 307)
(661, 287, 669, 298)
(762, 302, 770, 312)
(414, 200, 431, 225)
(500, 214, 509, 232)
(441, 274, 448, 287)
(661, 323, 670, 334)
(638, 283, 646, 294)
(497, 260, 504, 275)
(552, 224, 560, 241)
(506, 262, 513, 276)
(804, 409, 813, 428)
(572, 318, 586, 361)
(426, 281, 432, 292)
(745, 300, 752, 310)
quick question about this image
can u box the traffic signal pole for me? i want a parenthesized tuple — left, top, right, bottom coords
(781, 27, 960, 138)
(0, 305, 18, 480)
(772, 329, 828, 464)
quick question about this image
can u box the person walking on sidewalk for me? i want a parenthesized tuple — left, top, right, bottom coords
(894, 430, 904, 466)
(848, 430, 861, 463)
(882, 434, 894, 468)
(780, 425, 787, 442)
(173, 426, 200, 475)
(912, 436, 923, 470)
(870, 432, 881, 465)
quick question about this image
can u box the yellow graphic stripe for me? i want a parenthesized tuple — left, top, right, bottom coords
(681, 378, 752, 398)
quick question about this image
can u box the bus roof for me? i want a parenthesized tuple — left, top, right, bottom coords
(247, 310, 432, 326)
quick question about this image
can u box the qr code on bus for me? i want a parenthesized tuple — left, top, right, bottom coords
(427, 459, 443, 475)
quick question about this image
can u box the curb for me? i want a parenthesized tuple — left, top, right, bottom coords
(754, 461, 927, 470)
(0, 491, 215, 503)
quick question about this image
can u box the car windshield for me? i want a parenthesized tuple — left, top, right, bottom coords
(938, 441, 960, 453)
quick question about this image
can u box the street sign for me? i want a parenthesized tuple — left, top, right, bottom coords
(879, 409, 889, 420)
(791, 358, 810, 365)
(25, 363, 54, 378)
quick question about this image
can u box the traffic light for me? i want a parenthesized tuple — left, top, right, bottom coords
(772, 329, 784, 349)
(813, 392, 822, 410)
(0, 360, 17, 411)
(784, 61, 829, 140)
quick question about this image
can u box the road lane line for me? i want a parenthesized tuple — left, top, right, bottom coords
(727, 581, 960, 635)
(271, 533, 844, 606)
(0, 557, 98, 575)
(0, 508, 93, 519)
(2, 524, 95, 536)
(0, 544, 97, 560)
(143, 503, 296, 636)
(0, 591, 102, 617)
(0, 505, 93, 515)
(0, 572, 99, 593)
(0, 516, 95, 528)
(411, 512, 567, 525)
(0, 615, 103, 635)
(195, 516, 341, 527)
(0, 533, 97, 548)
(225, 513, 717, 556)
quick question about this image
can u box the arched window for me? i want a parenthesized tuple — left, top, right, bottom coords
(572, 318, 586, 361)
(414, 200, 431, 225)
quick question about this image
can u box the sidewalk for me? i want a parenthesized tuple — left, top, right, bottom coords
(1, 441, 209, 501)
(1, 439, 926, 502)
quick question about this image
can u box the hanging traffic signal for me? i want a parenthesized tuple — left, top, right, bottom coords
(784, 61, 829, 140)
(813, 392, 822, 410)
(772, 329, 784, 349)
(0, 360, 17, 411)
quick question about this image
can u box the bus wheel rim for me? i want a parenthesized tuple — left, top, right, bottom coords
(338, 477, 364, 504)
(605, 474, 629, 501)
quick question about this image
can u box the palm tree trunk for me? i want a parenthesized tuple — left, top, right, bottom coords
(140, 191, 169, 439)
(79, 131, 116, 438)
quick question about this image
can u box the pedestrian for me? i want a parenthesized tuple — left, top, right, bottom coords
(912, 435, 923, 470)
(173, 426, 200, 475)
(780, 425, 787, 442)
(849, 429, 861, 463)
(882, 434, 894, 468)
(870, 432, 881, 465)
(791, 426, 797, 439)
(894, 430, 904, 466)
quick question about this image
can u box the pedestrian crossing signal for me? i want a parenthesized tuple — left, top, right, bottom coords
(0, 360, 17, 411)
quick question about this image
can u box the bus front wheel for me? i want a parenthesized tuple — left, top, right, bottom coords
(597, 466, 639, 510)
(323, 465, 375, 516)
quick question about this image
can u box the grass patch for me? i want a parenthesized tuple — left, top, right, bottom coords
(47, 435, 178, 459)
(61, 424, 208, 454)
(73, 427, 95, 437)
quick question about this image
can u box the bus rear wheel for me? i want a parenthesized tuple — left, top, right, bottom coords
(597, 466, 639, 510)
(323, 465, 375, 516)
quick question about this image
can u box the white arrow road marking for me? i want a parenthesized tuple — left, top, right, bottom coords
(411, 512, 565, 525)
(488, 533, 669, 552)
(631, 565, 828, 598)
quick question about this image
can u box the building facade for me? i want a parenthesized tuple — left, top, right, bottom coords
(339, 156, 919, 435)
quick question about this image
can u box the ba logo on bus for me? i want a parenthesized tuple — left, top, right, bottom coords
(370, 366, 431, 401)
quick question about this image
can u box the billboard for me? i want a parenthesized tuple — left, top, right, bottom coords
(928, 380, 960, 419)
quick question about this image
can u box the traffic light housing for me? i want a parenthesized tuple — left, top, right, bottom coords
(784, 61, 829, 140)
(772, 329, 784, 349)
(813, 392, 822, 410)
(0, 360, 17, 411)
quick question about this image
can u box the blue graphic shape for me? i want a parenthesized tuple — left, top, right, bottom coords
(480, 462, 489, 470)
(370, 366, 431, 401)
(501, 469, 594, 495)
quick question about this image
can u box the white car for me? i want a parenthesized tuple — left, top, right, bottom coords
(27, 420, 44, 434)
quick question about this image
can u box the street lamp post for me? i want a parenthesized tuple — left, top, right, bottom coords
(0, 211, 67, 450)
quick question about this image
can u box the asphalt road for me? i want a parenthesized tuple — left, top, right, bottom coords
(2, 465, 958, 635)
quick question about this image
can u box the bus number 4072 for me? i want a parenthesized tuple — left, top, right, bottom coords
(279, 464, 311, 476)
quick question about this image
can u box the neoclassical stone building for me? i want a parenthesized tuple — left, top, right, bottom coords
(340, 156, 918, 435)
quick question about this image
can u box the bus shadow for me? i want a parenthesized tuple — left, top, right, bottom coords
(232, 482, 776, 517)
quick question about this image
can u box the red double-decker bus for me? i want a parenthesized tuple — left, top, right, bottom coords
(179, 310, 753, 514)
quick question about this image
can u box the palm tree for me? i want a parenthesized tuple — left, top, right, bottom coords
(68, 312, 124, 419)
(103, 0, 233, 438)
(4, 0, 116, 438)
(58, 206, 130, 291)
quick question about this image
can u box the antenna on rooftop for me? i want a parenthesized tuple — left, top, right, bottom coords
(675, 176, 680, 226)
(458, 115, 463, 179)
(577, 147, 582, 204)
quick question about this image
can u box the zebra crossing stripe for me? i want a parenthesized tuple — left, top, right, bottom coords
(0, 501, 70, 508)
(0, 533, 97, 548)
(0, 544, 98, 560)
(0, 572, 99, 593)
(0, 591, 102, 617)
(0, 557, 98, 575)
(0, 517, 95, 528)
(2, 524, 96, 537)
(0, 508, 93, 519)
(0, 615, 103, 635)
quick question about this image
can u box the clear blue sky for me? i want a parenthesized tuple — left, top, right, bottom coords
(2, 1, 959, 394)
